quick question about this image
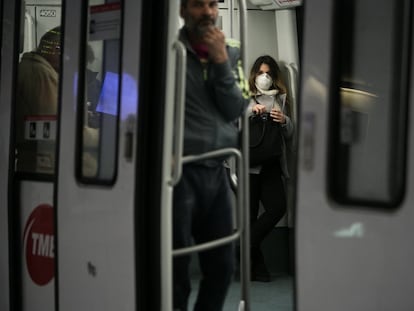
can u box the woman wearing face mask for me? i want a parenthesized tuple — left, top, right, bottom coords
(246, 55, 294, 282)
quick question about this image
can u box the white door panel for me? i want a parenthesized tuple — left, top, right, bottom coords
(57, 0, 178, 309)
(57, 1, 137, 310)
(20, 181, 54, 311)
(296, 0, 414, 310)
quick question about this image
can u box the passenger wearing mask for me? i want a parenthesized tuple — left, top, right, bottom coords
(247, 55, 294, 282)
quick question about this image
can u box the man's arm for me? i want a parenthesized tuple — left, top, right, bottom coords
(210, 43, 250, 121)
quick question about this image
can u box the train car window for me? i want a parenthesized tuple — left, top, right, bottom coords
(14, 0, 63, 178)
(329, 0, 410, 208)
(77, 1, 122, 184)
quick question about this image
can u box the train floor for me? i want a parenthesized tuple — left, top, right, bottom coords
(189, 274, 294, 310)
(188, 227, 294, 310)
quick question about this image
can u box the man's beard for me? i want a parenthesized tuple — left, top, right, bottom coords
(188, 16, 216, 38)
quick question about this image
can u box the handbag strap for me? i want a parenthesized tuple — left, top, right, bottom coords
(249, 114, 268, 148)
(250, 96, 268, 147)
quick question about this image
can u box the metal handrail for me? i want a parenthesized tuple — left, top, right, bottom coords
(24, 11, 36, 53)
(238, 0, 248, 76)
(172, 148, 244, 257)
(229, 0, 234, 38)
(240, 104, 251, 311)
(237, 1, 250, 309)
(169, 41, 187, 186)
(283, 62, 298, 130)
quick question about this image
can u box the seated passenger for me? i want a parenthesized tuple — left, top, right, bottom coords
(16, 26, 99, 176)
(15, 26, 61, 174)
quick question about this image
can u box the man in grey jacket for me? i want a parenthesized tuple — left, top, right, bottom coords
(173, 1, 249, 310)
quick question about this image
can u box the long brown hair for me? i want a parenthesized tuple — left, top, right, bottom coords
(248, 55, 287, 95)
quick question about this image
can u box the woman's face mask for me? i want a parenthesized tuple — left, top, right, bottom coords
(255, 73, 273, 91)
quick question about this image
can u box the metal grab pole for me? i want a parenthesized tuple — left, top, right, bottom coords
(172, 148, 245, 257)
(240, 109, 251, 311)
(169, 41, 187, 186)
(236, 0, 250, 310)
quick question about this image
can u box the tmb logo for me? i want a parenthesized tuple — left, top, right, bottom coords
(23, 204, 55, 286)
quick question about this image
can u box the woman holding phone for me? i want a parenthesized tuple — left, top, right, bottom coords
(247, 55, 294, 282)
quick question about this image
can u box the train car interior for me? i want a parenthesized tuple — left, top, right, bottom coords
(2, 0, 414, 310)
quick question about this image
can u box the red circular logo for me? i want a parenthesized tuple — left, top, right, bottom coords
(23, 204, 55, 286)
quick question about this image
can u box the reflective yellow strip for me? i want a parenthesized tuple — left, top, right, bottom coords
(236, 60, 250, 99)
(226, 38, 241, 48)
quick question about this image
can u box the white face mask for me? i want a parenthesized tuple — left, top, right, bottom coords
(255, 73, 273, 91)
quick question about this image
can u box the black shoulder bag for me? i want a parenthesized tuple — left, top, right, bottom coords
(249, 107, 282, 167)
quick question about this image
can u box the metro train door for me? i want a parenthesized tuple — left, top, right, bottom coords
(296, 0, 414, 310)
(56, 0, 179, 310)
(1, 0, 62, 310)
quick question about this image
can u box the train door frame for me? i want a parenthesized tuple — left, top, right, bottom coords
(0, 1, 30, 310)
(0, 0, 14, 309)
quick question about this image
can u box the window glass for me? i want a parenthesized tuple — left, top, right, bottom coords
(78, 0, 122, 183)
(15, 1, 63, 176)
(329, 0, 409, 207)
